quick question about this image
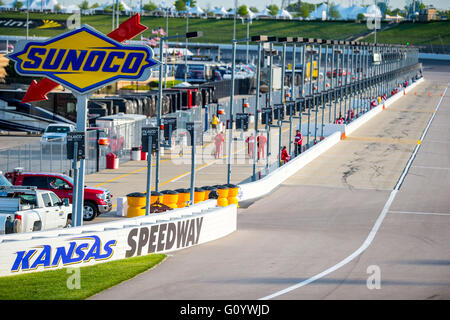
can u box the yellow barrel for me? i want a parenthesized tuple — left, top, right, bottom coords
(194, 187, 206, 203)
(216, 185, 229, 207)
(201, 186, 211, 200)
(161, 190, 179, 209)
(226, 184, 239, 207)
(126, 192, 146, 217)
(150, 191, 164, 204)
(176, 188, 190, 208)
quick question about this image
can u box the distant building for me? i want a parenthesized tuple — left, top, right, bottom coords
(419, 5, 438, 21)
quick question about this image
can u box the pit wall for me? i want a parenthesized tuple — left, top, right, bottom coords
(0, 200, 237, 277)
(238, 77, 424, 202)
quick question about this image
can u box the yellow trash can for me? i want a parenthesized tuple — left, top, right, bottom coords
(150, 191, 164, 204)
(194, 187, 206, 203)
(126, 192, 146, 217)
(161, 190, 179, 209)
(216, 185, 229, 207)
(226, 183, 239, 207)
(176, 188, 190, 208)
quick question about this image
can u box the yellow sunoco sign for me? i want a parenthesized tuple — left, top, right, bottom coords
(8, 25, 159, 94)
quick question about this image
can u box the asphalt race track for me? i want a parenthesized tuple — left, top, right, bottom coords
(91, 61, 450, 300)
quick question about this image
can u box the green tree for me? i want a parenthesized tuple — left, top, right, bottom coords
(13, 0, 23, 10)
(237, 5, 248, 17)
(175, 0, 186, 11)
(54, 3, 62, 11)
(299, 3, 310, 18)
(329, 3, 340, 19)
(357, 13, 365, 21)
(249, 6, 258, 13)
(91, 3, 100, 9)
(0, 0, 4, 6)
(143, 1, 157, 12)
(267, 4, 279, 16)
(79, 0, 90, 10)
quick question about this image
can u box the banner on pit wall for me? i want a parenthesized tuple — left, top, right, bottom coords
(0, 18, 67, 30)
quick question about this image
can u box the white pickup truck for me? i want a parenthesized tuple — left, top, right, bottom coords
(0, 186, 72, 234)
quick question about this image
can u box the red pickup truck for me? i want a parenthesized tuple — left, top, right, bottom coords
(5, 171, 112, 221)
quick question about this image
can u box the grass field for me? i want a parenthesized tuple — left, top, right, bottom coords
(0, 11, 370, 42)
(362, 21, 450, 46)
(0, 254, 166, 300)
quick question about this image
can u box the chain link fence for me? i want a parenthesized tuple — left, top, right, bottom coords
(0, 108, 203, 176)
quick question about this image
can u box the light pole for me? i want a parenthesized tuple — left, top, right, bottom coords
(276, 37, 293, 165)
(227, 34, 259, 184)
(155, 31, 203, 192)
(184, 9, 190, 83)
(250, 35, 269, 180)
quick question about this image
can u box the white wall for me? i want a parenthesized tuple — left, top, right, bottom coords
(0, 203, 237, 277)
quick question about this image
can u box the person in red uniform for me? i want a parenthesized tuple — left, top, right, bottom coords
(336, 114, 344, 124)
(294, 130, 303, 156)
(246, 133, 255, 159)
(257, 133, 267, 160)
(214, 132, 225, 159)
(281, 146, 290, 165)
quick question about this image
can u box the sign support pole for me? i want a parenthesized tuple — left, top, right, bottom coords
(145, 136, 152, 216)
(190, 129, 196, 206)
(73, 93, 88, 227)
(252, 42, 261, 180)
(71, 142, 79, 228)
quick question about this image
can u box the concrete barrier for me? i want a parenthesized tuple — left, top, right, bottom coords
(238, 77, 425, 203)
(0, 201, 237, 277)
(345, 77, 424, 137)
(238, 131, 342, 202)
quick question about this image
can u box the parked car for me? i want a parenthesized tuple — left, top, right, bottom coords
(40, 123, 76, 144)
(0, 185, 71, 234)
(5, 170, 113, 221)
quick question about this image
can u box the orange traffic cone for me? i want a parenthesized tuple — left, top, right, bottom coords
(428, 92, 431, 97)
(414, 91, 417, 95)
(383, 104, 385, 110)
(403, 90, 406, 95)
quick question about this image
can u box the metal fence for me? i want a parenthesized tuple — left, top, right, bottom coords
(0, 108, 203, 176)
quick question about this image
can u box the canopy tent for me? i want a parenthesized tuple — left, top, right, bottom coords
(308, 3, 381, 20)
(97, 0, 132, 12)
(187, 6, 204, 15)
(247, 9, 256, 20)
(310, 3, 328, 19)
(212, 6, 227, 16)
(256, 7, 272, 17)
(0, 0, 17, 9)
(276, 9, 292, 19)
(61, 4, 80, 13)
(27, 0, 59, 10)
(363, 4, 382, 18)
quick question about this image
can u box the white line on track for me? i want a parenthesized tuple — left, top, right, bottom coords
(411, 165, 450, 170)
(259, 84, 449, 300)
(389, 210, 450, 217)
